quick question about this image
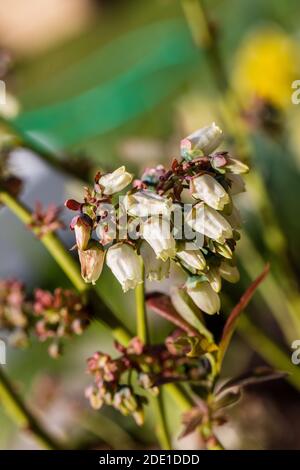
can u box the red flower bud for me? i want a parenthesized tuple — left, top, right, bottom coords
(64, 199, 82, 211)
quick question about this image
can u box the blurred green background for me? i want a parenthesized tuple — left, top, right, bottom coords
(1, 0, 300, 449)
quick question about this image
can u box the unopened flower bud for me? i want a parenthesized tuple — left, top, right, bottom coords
(187, 281, 220, 315)
(123, 190, 171, 217)
(187, 202, 233, 244)
(85, 386, 103, 410)
(206, 267, 222, 293)
(79, 242, 105, 284)
(176, 243, 206, 273)
(98, 166, 132, 195)
(106, 243, 142, 292)
(133, 407, 145, 426)
(142, 216, 176, 261)
(190, 173, 229, 210)
(70, 215, 92, 250)
(113, 387, 138, 415)
(140, 241, 170, 281)
(225, 158, 249, 174)
(214, 242, 233, 259)
(181, 123, 223, 157)
(64, 199, 82, 211)
(219, 261, 240, 283)
(170, 286, 213, 340)
(48, 342, 61, 359)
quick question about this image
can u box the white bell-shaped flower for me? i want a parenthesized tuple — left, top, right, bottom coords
(219, 261, 240, 283)
(187, 281, 220, 315)
(187, 202, 233, 244)
(190, 173, 229, 210)
(183, 122, 223, 155)
(98, 166, 132, 195)
(140, 241, 170, 281)
(142, 216, 176, 262)
(176, 243, 206, 273)
(123, 190, 171, 217)
(206, 267, 222, 293)
(106, 243, 142, 292)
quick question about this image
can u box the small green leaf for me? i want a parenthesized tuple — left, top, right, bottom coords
(172, 335, 218, 358)
(185, 274, 209, 289)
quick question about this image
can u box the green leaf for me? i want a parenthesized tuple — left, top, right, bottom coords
(13, 19, 199, 148)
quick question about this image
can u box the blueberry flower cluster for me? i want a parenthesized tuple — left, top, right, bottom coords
(66, 124, 248, 317)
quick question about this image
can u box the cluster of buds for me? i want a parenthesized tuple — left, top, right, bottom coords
(28, 202, 65, 237)
(0, 279, 29, 347)
(33, 288, 90, 357)
(0, 280, 91, 356)
(66, 123, 248, 315)
(85, 349, 146, 426)
(85, 335, 212, 424)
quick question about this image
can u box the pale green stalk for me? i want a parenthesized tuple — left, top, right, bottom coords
(0, 367, 63, 449)
(135, 260, 172, 450)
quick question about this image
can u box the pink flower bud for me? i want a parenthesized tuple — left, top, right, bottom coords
(70, 215, 92, 250)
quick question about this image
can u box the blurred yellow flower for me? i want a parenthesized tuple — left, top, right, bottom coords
(232, 26, 299, 109)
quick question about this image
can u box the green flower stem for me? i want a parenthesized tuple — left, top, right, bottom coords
(0, 190, 86, 292)
(151, 394, 171, 451)
(135, 260, 171, 450)
(164, 383, 192, 411)
(0, 367, 63, 449)
(135, 262, 149, 344)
